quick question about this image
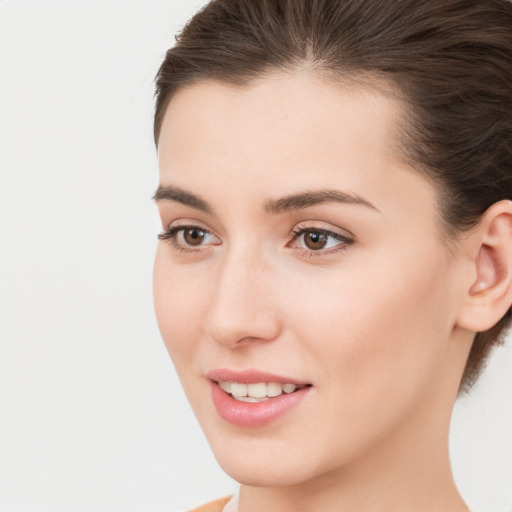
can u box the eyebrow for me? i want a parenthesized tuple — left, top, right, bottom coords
(264, 189, 379, 214)
(153, 185, 213, 213)
(153, 185, 379, 214)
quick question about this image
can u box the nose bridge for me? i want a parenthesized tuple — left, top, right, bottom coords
(205, 243, 280, 347)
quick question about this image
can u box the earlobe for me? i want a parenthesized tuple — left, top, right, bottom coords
(457, 200, 512, 332)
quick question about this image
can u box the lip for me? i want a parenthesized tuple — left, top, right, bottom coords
(207, 368, 312, 427)
(206, 368, 311, 385)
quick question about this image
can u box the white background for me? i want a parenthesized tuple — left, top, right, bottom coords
(0, 1, 510, 511)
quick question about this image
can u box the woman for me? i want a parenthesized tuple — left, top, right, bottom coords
(152, 0, 512, 510)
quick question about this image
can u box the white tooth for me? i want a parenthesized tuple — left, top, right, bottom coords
(247, 382, 267, 398)
(219, 381, 230, 393)
(234, 395, 269, 403)
(231, 382, 248, 397)
(266, 382, 283, 397)
(283, 383, 297, 394)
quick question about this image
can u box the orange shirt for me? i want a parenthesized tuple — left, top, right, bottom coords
(188, 496, 232, 512)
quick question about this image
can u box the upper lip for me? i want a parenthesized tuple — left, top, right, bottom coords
(206, 368, 312, 386)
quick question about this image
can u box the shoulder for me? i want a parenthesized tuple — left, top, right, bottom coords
(187, 496, 232, 512)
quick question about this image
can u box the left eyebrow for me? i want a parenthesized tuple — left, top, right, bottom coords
(264, 189, 380, 214)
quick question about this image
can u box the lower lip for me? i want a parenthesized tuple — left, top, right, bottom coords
(210, 381, 310, 427)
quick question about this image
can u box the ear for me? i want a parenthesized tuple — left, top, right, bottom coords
(456, 200, 512, 332)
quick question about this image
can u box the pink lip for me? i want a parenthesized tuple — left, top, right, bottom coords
(207, 369, 312, 428)
(206, 368, 311, 385)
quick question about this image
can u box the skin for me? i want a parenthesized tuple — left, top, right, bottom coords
(153, 71, 512, 511)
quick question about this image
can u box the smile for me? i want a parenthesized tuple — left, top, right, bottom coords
(218, 380, 307, 402)
(208, 370, 312, 427)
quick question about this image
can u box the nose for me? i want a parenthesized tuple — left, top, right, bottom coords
(204, 249, 282, 348)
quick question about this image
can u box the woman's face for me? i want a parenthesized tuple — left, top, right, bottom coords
(154, 72, 467, 486)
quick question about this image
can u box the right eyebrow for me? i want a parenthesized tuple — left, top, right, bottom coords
(152, 185, 213, 214)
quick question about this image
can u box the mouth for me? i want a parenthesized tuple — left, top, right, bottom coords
(207, 369, 313, 427)
(217, 380, 310, 403)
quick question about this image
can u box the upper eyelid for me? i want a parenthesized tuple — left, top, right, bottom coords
(290, 221, 355, 240)
(161, 219, 220, 237)
(289, 228, 354, 247)
(292, 226, 351, 239)
(158, 223, 219, 242)
(164, 218, 212, 230)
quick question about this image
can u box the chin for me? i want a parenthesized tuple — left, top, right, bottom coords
(207, 433, 335, 488)
(216, 454, 315, 488)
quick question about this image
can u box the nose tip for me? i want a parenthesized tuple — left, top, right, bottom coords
(206, 307, 279, 348)
(204, 258, 281, 348)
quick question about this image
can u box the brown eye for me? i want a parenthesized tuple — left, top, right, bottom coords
(183, 228, 206, 246)
(158, 224, 220, 251)
(303, 230, 328, 250)
(289, 226, 353, 255)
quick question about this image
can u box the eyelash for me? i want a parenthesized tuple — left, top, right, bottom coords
(288, 227, 354, 257)
(157, 225, 215, 254)
(158, 224, 354, 256)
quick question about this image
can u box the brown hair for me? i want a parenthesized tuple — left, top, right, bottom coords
(154, 0, 512, 392)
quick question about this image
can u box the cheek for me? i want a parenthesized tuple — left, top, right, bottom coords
(274, 250, 456, 466)
(153, 248, 208, 366)
(286, 246, 455, 405)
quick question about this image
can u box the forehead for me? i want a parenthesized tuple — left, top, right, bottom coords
(157, 71, 438, 227)
(158, 71, 403, 165)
